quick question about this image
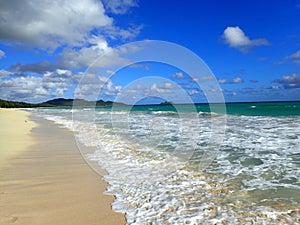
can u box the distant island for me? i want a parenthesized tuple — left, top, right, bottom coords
(0, 98, 175, 108)
(159, 101, 173, 105)
(2, 98, 300, 109)
(0, 98, 125, 108)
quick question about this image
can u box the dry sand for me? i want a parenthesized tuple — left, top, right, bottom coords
(0, 109, 125, 225)
(0, 109, 36, 168)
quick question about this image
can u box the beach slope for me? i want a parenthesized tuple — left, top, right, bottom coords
(0, 109, 125, 225)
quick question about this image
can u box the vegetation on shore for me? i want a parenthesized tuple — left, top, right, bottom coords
(0, 98, 124, 108)
(0, 99, 46, 108)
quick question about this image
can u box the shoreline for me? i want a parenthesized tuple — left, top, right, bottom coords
(0, 109, 37, 168)
(0, 109, 126, 225)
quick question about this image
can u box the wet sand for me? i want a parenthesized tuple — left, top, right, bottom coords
(0, 109, 125, 225)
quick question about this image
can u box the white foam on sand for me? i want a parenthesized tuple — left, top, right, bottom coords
(33, 108, 300, 224)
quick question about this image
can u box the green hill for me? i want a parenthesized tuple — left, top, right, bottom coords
(0, 99, 46, 108)
(0, 98, 125, 108)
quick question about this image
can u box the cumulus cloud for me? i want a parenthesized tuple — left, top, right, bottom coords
(0, 69, 121, 102)
(223, 27, 251, 47)
(0, 0, 140, 50)
(0, 76, 45, 101)
(149, 83, 174, 94)
(218, 79, 227, 84)
(190, 75, 216, 83)
(0, 69, 12, 78)
(199, 75, 215, 82)
(0, 70, 13, 78)
(10, 37, 133, 72)
(102, 0, 138, 14)
(1, 0, 142, 76)
(231, 77, 244, 84)
(106, 70, 116, 76)
(43, 69, 74, 97)
(273, 73, 300, 89)
(286, 50, 300, 64)
(74, 73, 121, 100)
(103, 25, 143, 41)
(188, 89, 199, 95)
(152, 82, 182, 95)
(0, 50, 5, 59)
(268, 85, 280, 90)
(60, 37, 130, 69)
(0, 0, 114, 49)
(118, 81, 181, 103)
(0, 0, 140, 102)
(172, 72, 184, 79)
(222, 26, 270, 52)
(11, 61, 57, 73)
(218, 77, 244, 84)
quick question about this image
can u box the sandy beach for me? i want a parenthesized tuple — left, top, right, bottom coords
(0, 109, 125, 225)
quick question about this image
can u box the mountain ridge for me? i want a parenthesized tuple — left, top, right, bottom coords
(0, 98, 125, 108)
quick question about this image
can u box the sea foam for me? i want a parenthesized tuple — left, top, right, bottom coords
(32, 108, 300, 224)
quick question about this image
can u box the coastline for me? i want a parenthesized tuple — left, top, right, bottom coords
(0, 109, 37, 168)
(0, 109, 125, 225)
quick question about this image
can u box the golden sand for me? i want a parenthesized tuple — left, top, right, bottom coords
(0, 109, 125, 225)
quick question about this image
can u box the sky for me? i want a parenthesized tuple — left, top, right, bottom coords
(0, 0, 300, 104)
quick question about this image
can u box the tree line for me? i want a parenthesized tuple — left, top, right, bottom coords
(0, 99, 46, 108)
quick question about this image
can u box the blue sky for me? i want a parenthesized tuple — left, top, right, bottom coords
(0, 0, 300, 103)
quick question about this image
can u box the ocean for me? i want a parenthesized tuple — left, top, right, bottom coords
(30, 101, 300, 224)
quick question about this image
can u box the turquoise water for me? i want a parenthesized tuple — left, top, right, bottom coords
(93, 101, 300, 116)
(31, 101, 300, 224)
(219, 101, 300, 116)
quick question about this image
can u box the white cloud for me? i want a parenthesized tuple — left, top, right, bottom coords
(218, 77, 244, 84)
(0, 69, 122, 102)
(1, 0, 142, 75)
(274, 73, 300, 89)
(188, 89, 199, 95)
(11, 61, 56, 73)
(0, 0, 141, 102)
(106, 70, 116, 76)
(0, 76, 45, 101)
(172, 72, 184, 79)
(199, 75, 215, 82)
(287, 50, 300, 64)
(0, 50, 5, 59)
(0, 69, 71, 101)
(103, 24, 143, 41)
(0, 0, 140, 51)
(102, 0, 138, 14)
(149, 82, 180, 94)
(222, 26, 270, 52)
(163, 82, 177, 89)
(74, 73, 121, 100)
(231, 77, 244, 84)
(12, 37, 134, 71)
(60, 38, 110, 68)
(120, 81, 180, 100)
(0, 0, 114, 49)
(223, 26, 251, 47)
(0, 69, 12, 78)
(60, 37, 130, 69)
(271, 85, 280, 90)
(42, 70, 74, 96)
(218, 79, 227, 84)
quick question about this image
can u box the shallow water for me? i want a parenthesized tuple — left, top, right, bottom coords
(31, 103, 300, 224)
